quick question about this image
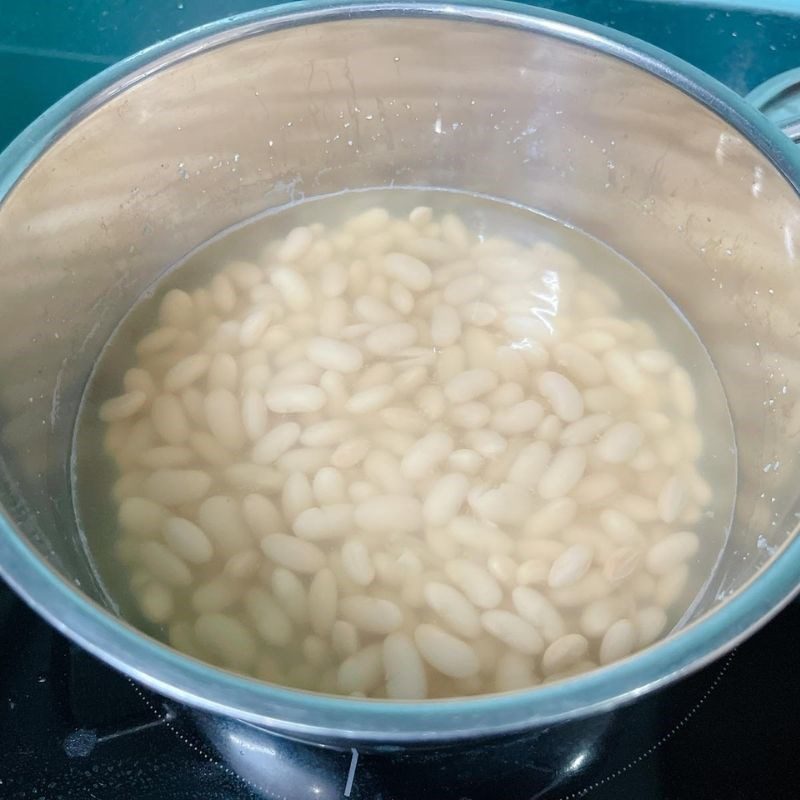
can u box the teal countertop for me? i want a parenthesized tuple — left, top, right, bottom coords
(2, 1, 800, 150)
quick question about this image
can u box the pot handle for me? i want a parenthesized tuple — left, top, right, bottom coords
(781, 117, 800, 144)
(745, 68, 800, 145)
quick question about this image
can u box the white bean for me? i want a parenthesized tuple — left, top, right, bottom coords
(353, 495, 423, 533)
(293, 504, 353, 540)
(537, 446, 586, 499)
(424, 581, 482, 639)
(355, 295, 400, 324)
(164, 354, 210, 393)
(444, 559, 503, 608)
(159, 289, 194, 327)
(598, 509, 641, 545)
(244, 587, 293, 646)
(308, 568, 338, 636)
(431, 304, 462, 347)
(251, 422, 301, 465)
(445, 369, 498, 403)
(331, 436, 370, 469)
(507, 442, 551, 488)
(423, 473, 470, 527)
(307, 337, 364, 373)
(224, 550, 260, 581)
(447, 448, 484, 475)
(579, 597, 623, 638)
(384, 252, 432, 291)
(383, 632, 428, 699)
(136, 326, 179, 356)
(636, 606, 669, 646)
(481, 610, 544, 655)
(656, 564, 689, 607)
(669, 366, 697, 416)
(599, 619, 637, 664)
(414, 624, 479, 678)
(340, 595, 403, 634)
(559, 413, 613, 447)
(554, 342, 605, 386)
(260, 533, 325, 573)
(548, 544, 593, 588)
(341, 540, 375, 586)
(163, 517, 214, 564)
(464, 429, 507, 458)
(491, 400, 544, 435)
(319, 261, 348, 298)
(541, 633, 589, 675)
(444, 273, 486, 305)
(537, 371, 584, 422)
(210, 275, 237, 314)
(151, 394, 190, 445)
(271, 567, 309, 625)
(277, 226, 313, 261)
(494, 651, 536, 692)
(239, 309, 271, 348)
(469, 483, 534, 526)
(332, 620, 360, 659)
(450, 402, 490, 429)
(603, 546, 643, 582)
(264, 385, 326, 414)
(271, 266, 312, 310)
(208, 353, 239, 391)
(345, 384, 395, 414)
(448, 517, 513, 555)
(603, 350, 645, 395)
(143, 469, 211, 506)
(337, 644, 383, 694)
(138, 582, 174, 623)
(636, 348, 673, 373)
(118, 497, 167, 537)
(140, 540, 192, 588)
(195, 613, 256, 670)
(100, 391, 147, 422)
(123, 368, 156, 401)
(523, 497, 577, 539)
(197, 495, 251, 557)
(281, 473, 314, 521)
(595, 422, 643, 464)
(192, 576, 241, 614)
(462, 300, 497, 327)
(225, 461, 281, 492)
(401, 432, 454, 481)
(205, 389, 246, 451)
(512, 587, 566, 642)
(657, 476, 687, 523)
(242, 494, 283, 538)
(301, 419, 354, 448)
(573, 473, 620, 505)
(645, 531, 699, 575)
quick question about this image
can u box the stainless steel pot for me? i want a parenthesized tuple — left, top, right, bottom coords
(1, 1, 799, 745)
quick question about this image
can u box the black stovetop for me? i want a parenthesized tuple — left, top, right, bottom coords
(1, 578, 798, 799)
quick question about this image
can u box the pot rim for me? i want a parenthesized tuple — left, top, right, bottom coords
(1, 0, 799, 742)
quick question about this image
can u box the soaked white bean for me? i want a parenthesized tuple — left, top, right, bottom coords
(383, 632, 428, 699)
(85, 195, 726, 701)
(424, 581, 482, 639)
(414, 624, 480, 678)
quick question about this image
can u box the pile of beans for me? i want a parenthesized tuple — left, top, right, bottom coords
(98, 204, 709, 699)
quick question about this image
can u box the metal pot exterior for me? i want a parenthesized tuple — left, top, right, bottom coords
(1, 2, 799, 743)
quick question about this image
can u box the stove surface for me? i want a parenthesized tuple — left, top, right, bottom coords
(1, 581, 799, 799)
(2, 1, 800, 798)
